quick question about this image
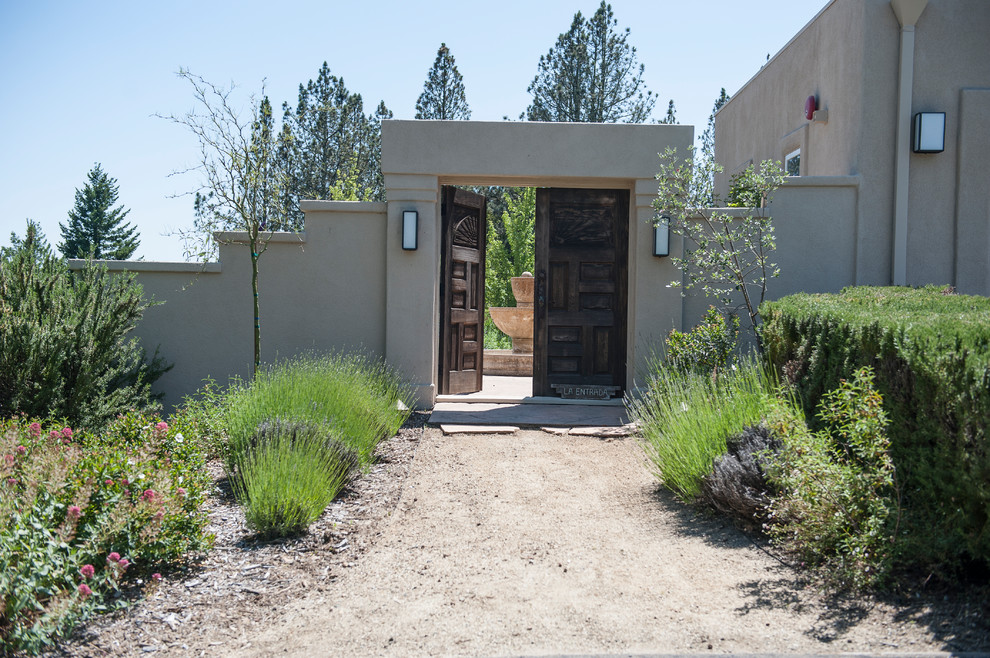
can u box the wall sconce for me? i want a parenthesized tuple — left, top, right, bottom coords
(653, 219, 669, 257)
(402, 210, 418, 250)
(912, 112, 945, 153)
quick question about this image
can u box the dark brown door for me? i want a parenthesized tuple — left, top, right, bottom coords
(534, 188, 628, 398)
(439, 186, 487, 395)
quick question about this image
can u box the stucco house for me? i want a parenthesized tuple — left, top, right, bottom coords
(714, 0, 990, 294)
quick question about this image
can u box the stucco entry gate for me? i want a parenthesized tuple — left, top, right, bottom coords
(380, 120, 691, 408)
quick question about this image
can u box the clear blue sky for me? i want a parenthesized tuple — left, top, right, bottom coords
(0, 0, 828, 261)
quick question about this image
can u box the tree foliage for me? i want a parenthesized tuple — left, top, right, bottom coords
(415, 43, 470, 120)
(654, 147, 784, 338)
(59, 163, 139, 260)
(0, 221, 168, 430)
(525, 1, 655, 123)
(277, 63, 392, 230)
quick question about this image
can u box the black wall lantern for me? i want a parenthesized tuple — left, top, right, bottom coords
(912, 112, 945, 153)
(653, 218, 670, 257)
(402, 210, 418, 250)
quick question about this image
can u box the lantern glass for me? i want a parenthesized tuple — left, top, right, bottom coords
(402, 210, 418, 250)
(912, 112, 945, 153)
(653, 221, 669, 257)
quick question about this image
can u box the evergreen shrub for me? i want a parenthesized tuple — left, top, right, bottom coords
(0, 221, 168, 431)
(761, 286, 990, 573)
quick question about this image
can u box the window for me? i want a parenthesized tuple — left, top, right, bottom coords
(785, 149, 801, 176)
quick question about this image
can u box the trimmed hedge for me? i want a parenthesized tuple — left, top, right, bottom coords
(760, 286, 990, 574)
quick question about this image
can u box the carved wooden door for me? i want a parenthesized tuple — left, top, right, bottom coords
(439, 186, 487, 395)
(534, 188, 628, 398)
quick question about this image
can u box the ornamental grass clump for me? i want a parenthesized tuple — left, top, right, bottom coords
(230, 420, 354, 538)
(632, 357, 778, 502)
(225, 351, 412, 468)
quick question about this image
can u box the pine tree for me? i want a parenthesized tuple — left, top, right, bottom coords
(415, 43, 471, 120)
(696, 88, 731, 205)
(525, 2, 655, 123)
(277, 63, 391, 229)
(660, 99, 678, 124)
(59, 164, 139, 259)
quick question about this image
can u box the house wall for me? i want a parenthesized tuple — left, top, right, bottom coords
(70, 202, 389, 409)
(715, 0, 990, 294)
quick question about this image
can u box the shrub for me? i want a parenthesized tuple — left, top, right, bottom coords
(0, 221, 169, 431)
(0, 414, 212, 654)
(633, 358, 777, 502)
(664, 306, 739, 378)
(764, 367, 898, 590)
(761, 286, 990, 573)
(225, 351, 412, 469)
(699, 423, 780, 525)
(231, 420, 354, 538)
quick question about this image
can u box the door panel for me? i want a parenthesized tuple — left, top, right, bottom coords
(439, 186, 487, 395)
(534, 188, 628, 398)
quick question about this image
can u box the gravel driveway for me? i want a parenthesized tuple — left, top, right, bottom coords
(230, 428, 984, 656)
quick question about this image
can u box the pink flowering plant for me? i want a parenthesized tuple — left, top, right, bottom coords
(0, 413, 213, 654)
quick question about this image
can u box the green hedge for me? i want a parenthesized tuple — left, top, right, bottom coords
(760, 286, 990, 574)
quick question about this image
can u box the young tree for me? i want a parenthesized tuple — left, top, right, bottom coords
(59, 163, 139, 259)
(525, 1, 655, 123)
(415, 43, 471, 120)
(162, 70, 287, 371)
(653, 147, 784, 341)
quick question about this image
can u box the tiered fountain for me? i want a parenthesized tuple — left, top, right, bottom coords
(485, 273, 534, 376)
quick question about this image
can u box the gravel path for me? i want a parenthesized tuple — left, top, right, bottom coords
(230, 428, 984, 656)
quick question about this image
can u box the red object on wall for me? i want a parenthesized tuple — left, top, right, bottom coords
(805, 95, 817, 120)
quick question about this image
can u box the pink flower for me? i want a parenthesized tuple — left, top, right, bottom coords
(62, 427, 73, 439)
(154, 510, 164, 521)
(6, 478, 16, 486)
(3, 454, 13, 465)
(49, 430, 60, 439)
(104, 478, 113, 486)
(155, 421, 168, 433)
(177, 487, 187, 497)
(78, 583, 92, 599)
(152, 573, 162, 581)
(122, 478, 129, 486)
(16, 445, 26, 454)
(140, 489, 156, 502)
(107, 552, 121, 563)
(118, 558, 129, 570)
(80, 564, 95, 579)
(29, 422, 41, 436)
(67, 505, 82, 519)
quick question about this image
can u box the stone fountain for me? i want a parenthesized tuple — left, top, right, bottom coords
(485, 273, 534, 376)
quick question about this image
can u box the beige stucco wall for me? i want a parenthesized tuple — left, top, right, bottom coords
(715, 0, 990, 294)
(381, 120, 693, 405)
(71, 202, 388, 409)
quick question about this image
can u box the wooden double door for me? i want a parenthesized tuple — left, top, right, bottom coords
(439, 186, 628, 398)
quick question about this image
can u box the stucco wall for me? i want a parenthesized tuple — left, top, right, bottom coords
(71, 202, 388, 409)
(715, 0, 990, 293)
(679, 177, 861, 340)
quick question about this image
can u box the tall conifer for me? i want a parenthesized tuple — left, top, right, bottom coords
(59, 164, 139, 259)
(415, 43, 471, 120)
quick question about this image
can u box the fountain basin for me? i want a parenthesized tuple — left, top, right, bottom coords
(489, 306, 533, 354)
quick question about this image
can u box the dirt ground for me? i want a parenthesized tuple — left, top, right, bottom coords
(58, 415, 989, 656)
